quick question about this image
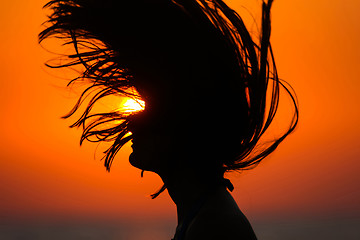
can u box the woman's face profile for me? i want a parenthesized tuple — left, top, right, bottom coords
(127, 99, 182, 174)
(126, 59, 192, 174)
(128, 110, 167, 173)
(127, 86, 212, 175)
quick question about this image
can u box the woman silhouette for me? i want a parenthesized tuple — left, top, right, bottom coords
(39, 0, 298, 239)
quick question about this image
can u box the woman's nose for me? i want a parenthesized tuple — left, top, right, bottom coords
(127, 111, 148, 134)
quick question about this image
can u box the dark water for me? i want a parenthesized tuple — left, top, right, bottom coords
(252, 218, 360, 240)
(1, 217, 359, 240)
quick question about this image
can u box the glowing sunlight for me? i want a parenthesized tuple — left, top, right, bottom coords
(119, 98, 145, 115)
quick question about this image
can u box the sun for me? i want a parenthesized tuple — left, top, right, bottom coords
(119, 98, 145, 115)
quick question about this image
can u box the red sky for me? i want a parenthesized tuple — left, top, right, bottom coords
(1, 0, 359, 223)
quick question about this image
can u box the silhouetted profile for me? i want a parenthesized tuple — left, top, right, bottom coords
(39, 0, 298, 239)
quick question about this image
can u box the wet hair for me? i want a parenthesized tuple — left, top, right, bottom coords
(39, 0, 298, 190)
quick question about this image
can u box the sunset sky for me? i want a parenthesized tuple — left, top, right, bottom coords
(1, 0, 359, 228)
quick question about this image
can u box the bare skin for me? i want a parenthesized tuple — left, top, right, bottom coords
(185, 187, 257, 240)
(158, 166, 257, 240)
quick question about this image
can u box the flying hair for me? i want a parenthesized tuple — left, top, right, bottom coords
(39, 0, 298, 189)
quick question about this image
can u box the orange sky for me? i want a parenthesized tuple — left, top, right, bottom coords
(1, 0, 359, 224)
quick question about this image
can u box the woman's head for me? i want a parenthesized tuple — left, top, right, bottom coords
(39, 0, 298, 191)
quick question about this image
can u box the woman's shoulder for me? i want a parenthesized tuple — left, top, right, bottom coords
(185, 189, 257, 240)
(185, 211, 257, 240)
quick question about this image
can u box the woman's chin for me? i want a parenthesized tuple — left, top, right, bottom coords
(129, 152, 141, 169)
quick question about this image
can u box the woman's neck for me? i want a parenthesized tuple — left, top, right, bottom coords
(158, 168, 224, 225)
